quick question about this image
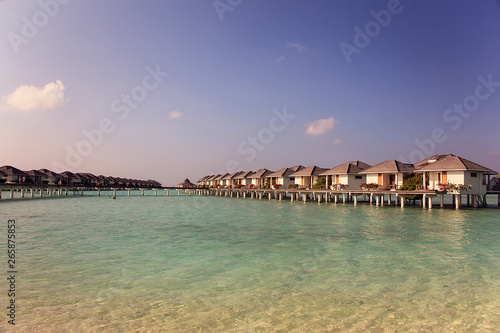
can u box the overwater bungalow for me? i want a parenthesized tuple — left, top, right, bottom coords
(249, 169, 274, 188)
(59, 171, 81, 186)
(221, 173, 236, 187)
(289, 166, 329, 189)
(234, 171, 255, 187)
(320, 161, 371, 190)
(148, 179, 162, 187)
(202, 176, 212, 187)
(209, 174, 220, 187)
(178, 178, 196, 188)
(225, 171, 244, 187)
(76, 172, 95, 186)
(266, 165, 305, 188)
(197, 175, 211, 187)
(209, 175, 219, 187)
(360, 160, 414, 190)
(0, 165, 29, 183)
(38, 169, 63, 185)
(414, 154, 497, 195)
(25, 170, 47, 184)
(213, 173, 228, 187)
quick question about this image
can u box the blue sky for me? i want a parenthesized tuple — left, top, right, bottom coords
(1, 0, 499, 185)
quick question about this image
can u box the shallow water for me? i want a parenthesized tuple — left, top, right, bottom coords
(1, 193, 499, 332)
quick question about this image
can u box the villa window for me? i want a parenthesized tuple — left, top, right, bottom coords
(470, 173, 477, 178)
(355, 175, 362, 179)
(289, 177, 295, 181)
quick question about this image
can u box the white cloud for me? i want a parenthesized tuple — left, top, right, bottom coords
(2, 80, 65, 111)
(333, 135, 345, 145)
(169, 110, 183, 119)
(287, 42, 306, 52)
(305, 117, 339, 136)
(487, 150, 500, 156)
(276, 56, 286, 63)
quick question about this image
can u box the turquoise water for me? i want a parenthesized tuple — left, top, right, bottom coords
(1, 194, 499, 332)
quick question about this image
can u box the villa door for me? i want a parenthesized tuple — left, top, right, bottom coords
(389, 174, 396, 189)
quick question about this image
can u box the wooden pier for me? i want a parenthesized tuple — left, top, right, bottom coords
(188, 188, 500, 209)
(2, 184, 498, 209)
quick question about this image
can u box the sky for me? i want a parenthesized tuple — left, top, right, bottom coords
(1, 0, 499, 186)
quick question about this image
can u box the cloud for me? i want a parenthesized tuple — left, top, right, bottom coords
(287, 42, 306, 52)
(276, 56, 286, 63)
(487, 150, 500, 156)
(169, 110, 183, 119)
(2, 80, 65, 111)
(333, 135, 346, 145)
(305, 117, 339, 136)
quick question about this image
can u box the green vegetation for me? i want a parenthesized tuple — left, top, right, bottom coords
(312, 176, 326, 189)
(399, 173, 423, 204)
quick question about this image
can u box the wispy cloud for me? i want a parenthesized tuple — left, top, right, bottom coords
(287, 42, 306, 52)
(487, 150, 500, 156)
(305, 117, 339, 136)
(169, 110, 183, 119)
(1, 80, 65, 111)
(333, 135, 345, 145)
(276, 56, 286, 63)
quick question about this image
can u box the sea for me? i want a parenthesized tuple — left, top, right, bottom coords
(1, 191, 499, 332)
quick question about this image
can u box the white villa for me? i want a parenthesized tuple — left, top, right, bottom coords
(321, 161, 371, 190)
(414, 154, 497, 195)
(234, 171, 255, 186)
(0, 166, 28, 183)
(195, 154, 498, 201)
(360, 160, 414, 190)
(289, 166, 329, 188)
(266, 165, 305, 188)
(248, 169, 274, 187)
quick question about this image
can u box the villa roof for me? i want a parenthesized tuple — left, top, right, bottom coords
(321, 161, 372, 175)
(267, 165, 305, 178)
(214, 173, 229, 181)
(234, 171, 254, 179)
(177, 178, 196, 187)
(38, 169, 62, 177)
(0, 166, 29, 176)
(59, 171, 80, 179)
(289, 166, 329, 177)
(414, 154, 496, 173)
(0, 170, 6, 175)
(25, 170, 47, 177)
(360, 160, 414, 174)
(248, 168, 274, 178)
(223, 171, 243, 180)
(76, 173, 101, 181)
(198, 175, 212, 182)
